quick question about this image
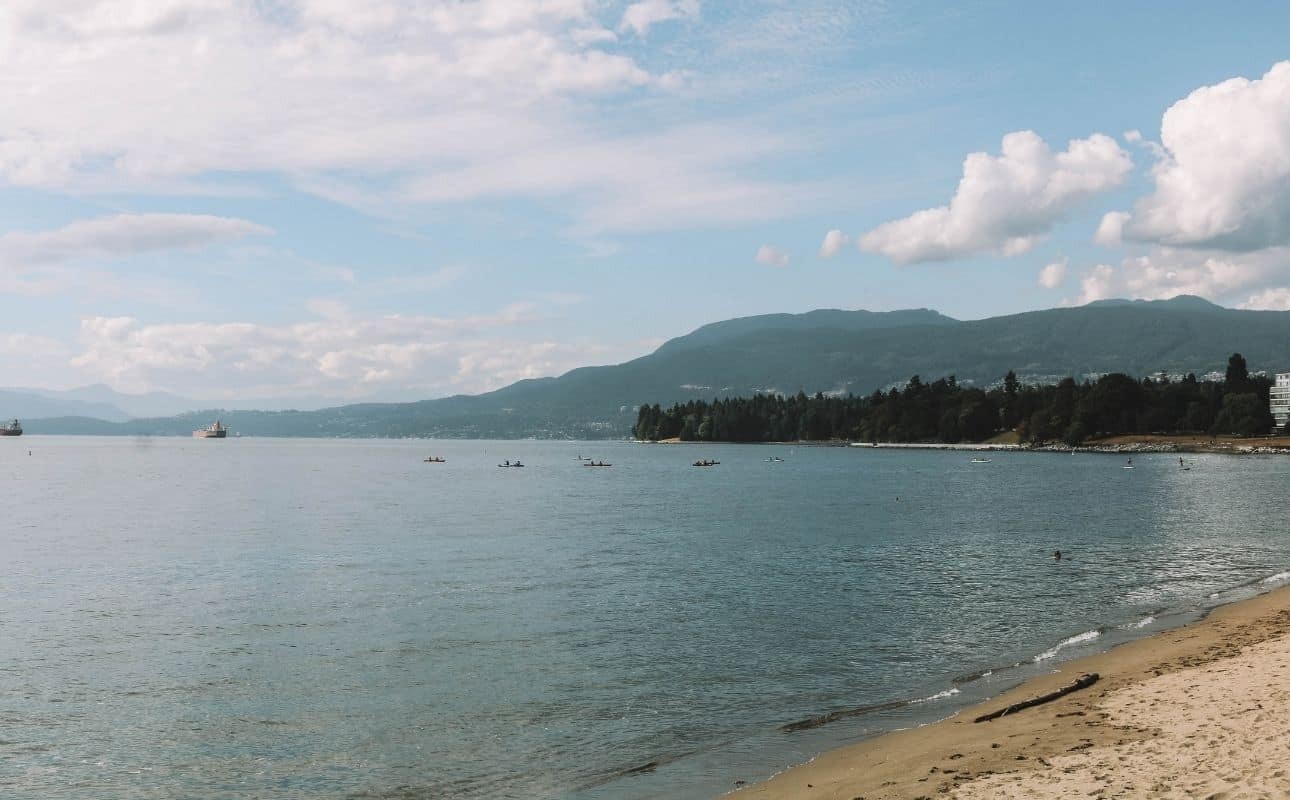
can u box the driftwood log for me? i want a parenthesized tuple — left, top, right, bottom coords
(973, 673, 1099, 723)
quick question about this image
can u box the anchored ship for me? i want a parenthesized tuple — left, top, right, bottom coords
(193, 420, 227, 439)
(1, 418, 21, 436)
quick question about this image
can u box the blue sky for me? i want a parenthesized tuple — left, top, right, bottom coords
(2, 1, 1289, 405)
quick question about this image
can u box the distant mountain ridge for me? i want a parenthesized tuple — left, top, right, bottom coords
(3, 384, 201, 420)
(0, 388, 133, 422)
(15, 296, 1290, 438)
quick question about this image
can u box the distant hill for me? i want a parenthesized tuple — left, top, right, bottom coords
(18, 297, 1290, 438)
(4, 384, 200, 419)
(0, 388, 132, 422)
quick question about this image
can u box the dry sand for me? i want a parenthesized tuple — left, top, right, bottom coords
(731, 586, 1290, 799)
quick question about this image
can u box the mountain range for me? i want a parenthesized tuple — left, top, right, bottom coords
(13, 296, 1290, 438)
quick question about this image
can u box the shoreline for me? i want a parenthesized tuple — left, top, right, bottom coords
(646, 433, 1290, 454)
(730, 584, 1290, 799)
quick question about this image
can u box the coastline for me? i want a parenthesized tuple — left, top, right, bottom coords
(646, 433, 1290, 454)
(730, 584, 1290, 799)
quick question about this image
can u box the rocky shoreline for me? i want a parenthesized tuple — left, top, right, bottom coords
(1032, 440, 1290, 455)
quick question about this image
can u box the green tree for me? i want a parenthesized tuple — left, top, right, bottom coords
(1212, 392, 1270, 436)
(1225, 353, 1249, 392)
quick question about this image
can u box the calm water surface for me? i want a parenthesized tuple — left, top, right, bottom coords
(3, 437, 1288, 798)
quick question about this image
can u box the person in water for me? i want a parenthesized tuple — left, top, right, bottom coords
(1054, 550, 1062, 560)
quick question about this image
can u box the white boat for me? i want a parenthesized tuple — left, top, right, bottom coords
(970, 457, 991, 463)
(193, 420, 227, 438)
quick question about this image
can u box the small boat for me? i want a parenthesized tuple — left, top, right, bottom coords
(576, 454, 592, 461)
(970, 457, 991, 463)
(498, 461, 525, 468)
(0, 418, 22, 437)
(1122, 458, 1135, 469)
(423, 457, 446, 463)
(692, 460, 720, 467)
(583, 461, 612, 467)
(765, 456, 784, 462)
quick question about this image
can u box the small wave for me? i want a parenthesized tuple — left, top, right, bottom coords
(1262, 570, 1290, 584)
(1033, 629, 1101, 662)
(912, 687, 960, 704)
(951, 668, 994, 685)
(780, 698, 908, 733)
(1128, 615, 1156, 629)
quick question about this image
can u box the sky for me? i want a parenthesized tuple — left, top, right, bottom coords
(2, 1, 1290, 406)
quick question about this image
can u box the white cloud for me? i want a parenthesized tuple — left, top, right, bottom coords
(619, 0, 699, 36)
(0, 213, 270, 296)
(818, 229, 849, 258)
(1067, 246, 1290, 307)
(0, 332, 68, 359)
(1238, 288, 1290, 310)
(755, 244, 789, 267)
(859, 131, 1132, 264)
(0, 0, 803, 234)
(1075, 264, 1116, 305)
(1110, 61, 1290, 251)
(1094, 210, 1129, 246)
(0, 332, 73, 388)
(68, 301, 635, 400)
(0, 214, 271, 265)
(1038, 258, 1067, 289)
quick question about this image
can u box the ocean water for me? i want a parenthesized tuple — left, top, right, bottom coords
(3, 437, 1289, 799)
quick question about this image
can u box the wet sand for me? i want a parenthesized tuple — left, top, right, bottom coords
(731, 586, 1290, 799)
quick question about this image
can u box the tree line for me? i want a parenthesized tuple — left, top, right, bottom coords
(633, 354, 1279, 445)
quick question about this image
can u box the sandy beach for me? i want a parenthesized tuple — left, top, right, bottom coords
(733, 586, 1290, 799)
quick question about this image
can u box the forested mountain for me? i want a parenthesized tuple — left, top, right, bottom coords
(15, 297, 1290, 438)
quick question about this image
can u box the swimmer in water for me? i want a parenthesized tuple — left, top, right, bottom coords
(1053, 550, 1062, 560)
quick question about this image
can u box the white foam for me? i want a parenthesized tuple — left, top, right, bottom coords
(1033, 629, 1101, 662)
(1130, 615, 1155, 629)
(1262, 570, 1290, 584)
(912, 687, 960, 704)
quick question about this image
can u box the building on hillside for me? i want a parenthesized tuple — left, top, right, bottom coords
(1271, 373, 1290, 430)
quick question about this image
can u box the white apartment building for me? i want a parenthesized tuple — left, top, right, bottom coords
(1272, 373, 1290, 429)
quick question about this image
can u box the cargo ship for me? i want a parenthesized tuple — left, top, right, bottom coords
(193, 420, 227, 438)
(1, 419, 21, 436)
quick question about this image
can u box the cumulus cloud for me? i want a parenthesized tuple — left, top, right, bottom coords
(68, 302, 636, 400)
(0, 0, 801, 233)
(755, 244, 789, 267)
(1074, 264, 1116, 305)
(1068, 246, 1290, 307)
(1093, 211, 1129, 246)
(1108, 61, 1290, 251)
(619, 0, 698, 36)
(859, 131, 1132, 264)
(1238, 288, 1290, 310)
(1038, 258, 1067, 289)
(818, 229, 850, 258)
